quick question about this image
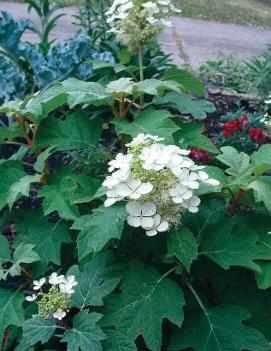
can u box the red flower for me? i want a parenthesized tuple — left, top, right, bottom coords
(223, 129, 233, 138)
(224, 120, 240, 131)
(241, 114, 249, 126)
(190, 148, 212, 162)
(248, 128, 266, 143)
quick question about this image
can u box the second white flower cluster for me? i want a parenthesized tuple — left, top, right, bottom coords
(25, 273, 78, 321)
(103, 134, 220, 236)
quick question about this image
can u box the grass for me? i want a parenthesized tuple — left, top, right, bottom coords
(174, 0, 271, 29)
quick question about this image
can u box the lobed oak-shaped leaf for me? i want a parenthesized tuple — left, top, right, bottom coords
(154, 91, 215, 119)
(0, 160, 26, 211)
(2, 244, 40, 279)
(174, 122, 218, 153)
(103, 330, 137, 351)
(200, 219, 271, 271)
(102, 261, 185, 351)
(112, 108, 179, 144)
(68, 252, 121, 310)
(167, 227, 198, 272)
(251, 144, 271, 176)
(248, 176, 271, 213)
(216, 146, 253, 181)
(23, 317, 57, 345)
(7, 174, 42, 209)
(169, 305, 268, 351)
(14, 211, 72, 268)
(61, 78, 112, 108)
(164, 67, 205, 96)
(72, 203, 127, 259)
(61, 311, 106, 351)
(34, 111, 102, 152)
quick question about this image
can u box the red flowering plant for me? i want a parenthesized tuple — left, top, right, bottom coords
(215, 110, 270, 154)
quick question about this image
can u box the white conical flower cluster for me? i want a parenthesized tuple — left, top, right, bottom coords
(103, 134, 220, 236)
(25, 273, 78, 320)
(106, 0, 181, 47)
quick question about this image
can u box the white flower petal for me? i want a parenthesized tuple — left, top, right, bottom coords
(146, 229, 158, 236)
(188, 206, 199, 213)
(157, 220, 169, 232)
(127, 215, 141, 227)
(137, 182, 153, 195)
(141, 217, 155, 229)
(126, 201, 142, 216)
(205, 178, 220, 186)
(141, 202, 156, 216)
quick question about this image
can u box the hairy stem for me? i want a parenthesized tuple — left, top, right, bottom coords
(15, 115, 33, 146)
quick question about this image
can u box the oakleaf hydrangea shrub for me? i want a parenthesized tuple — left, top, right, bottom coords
(0, 1, 271, 350)
(103, 134, 219, 235)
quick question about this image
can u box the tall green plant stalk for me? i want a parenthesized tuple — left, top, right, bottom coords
(138, 45, 144, 107)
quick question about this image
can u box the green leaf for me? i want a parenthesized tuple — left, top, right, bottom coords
(0, 160, 26, 211)
(61, 78, 112, 108)
(174, 122, 218, 153)
(68, 252, 120, 309)
(136, 79, 181, 96)
(14, 211, 71, 268)
(167, 227, 198, 272)
(251, 144, 271, 176)
(72, 203, 126, 259)
(216, 146, 253, 180)
(0, 236, 11, 264)
(200, 219, 271, 271)
(112, 108, 179, 144)
(0, 236, 10, 279)
(5, 244, 40, 278)
(61, 311, 106, 351)
(169, 305, 268, 351)
(256, 261, 271, 289)
(248, 176, 271, 212)
(0, 289, 25, 343)
(90, 60, 127, 73)
(7, 174, 42, 209)
(24, 85, 67, 123)
(34, 146, 55, 173)
(39, 183, 79, 221)
(233, 212, 271, 289)
(39, 166, 100, 220)
(154, 92, 215, 119)
(22, 317, 57, 345)
(34, 111, 102, 151)
(164, 67, 205, 96)
(102, 261, 185, 351)
(106, 78, 136, 98)
(118, 50, 132, 64)
(195, 166, 226, 196)
(24, 84, 67, 124)
(103, 330, 136, 351)
(0, 122, 23, 143)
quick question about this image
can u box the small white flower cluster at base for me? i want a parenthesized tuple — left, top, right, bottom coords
(25, 273, 78, 321)
(102, 134, 220, 236)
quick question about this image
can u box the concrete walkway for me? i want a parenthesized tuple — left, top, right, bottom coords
(1, 2, 271, 68)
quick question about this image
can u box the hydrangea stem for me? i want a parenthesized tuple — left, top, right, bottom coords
(138, 45, 144, 107)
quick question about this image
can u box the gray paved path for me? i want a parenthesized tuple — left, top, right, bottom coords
(1, 2, 271, 68)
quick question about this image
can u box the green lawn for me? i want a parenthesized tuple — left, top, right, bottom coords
(174, 0, 271, 29)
